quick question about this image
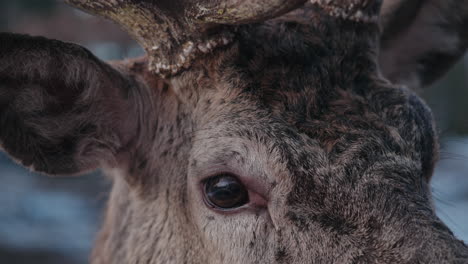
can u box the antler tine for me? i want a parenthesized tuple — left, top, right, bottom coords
(195, 0, 308, 24)
(65, 0, 307, 77)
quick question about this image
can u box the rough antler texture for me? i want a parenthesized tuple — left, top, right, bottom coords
(310, 0, 382, 22)
(66, 0, 307, 77)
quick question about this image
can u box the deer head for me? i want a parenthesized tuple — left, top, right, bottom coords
(1, 0, 468, 263)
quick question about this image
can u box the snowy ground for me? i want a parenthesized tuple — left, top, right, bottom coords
(0, 155, 107, 263)
(432, 137, 468, 243)
(0, 137, 467, 262)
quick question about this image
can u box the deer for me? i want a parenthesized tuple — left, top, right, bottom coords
(1, 0, 468, 263)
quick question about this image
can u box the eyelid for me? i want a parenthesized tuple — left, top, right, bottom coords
(200, 167, 270, 201)
(200, 181, 268, 214)
(240, 175, 270, 200)
(247, 189, 268, 209)
(200, 172, 270, 214)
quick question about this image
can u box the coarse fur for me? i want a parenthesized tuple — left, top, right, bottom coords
(1, 0, 468, 263)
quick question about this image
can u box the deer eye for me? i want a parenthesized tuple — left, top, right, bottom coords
(203, 174, 249, 210)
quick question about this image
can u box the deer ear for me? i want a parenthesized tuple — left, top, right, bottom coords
(379, 0, 468, 88)
(0, 33, 139, 176)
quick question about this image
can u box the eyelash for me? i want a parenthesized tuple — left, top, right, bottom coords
(202, 174, 250, 210)
(200, 173, 269, 214)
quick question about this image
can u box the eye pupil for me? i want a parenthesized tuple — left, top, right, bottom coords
(204, 174, 249, 209)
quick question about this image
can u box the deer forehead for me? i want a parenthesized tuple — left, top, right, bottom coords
(178, 74, 433, 180)
(125, 22, 436, 201)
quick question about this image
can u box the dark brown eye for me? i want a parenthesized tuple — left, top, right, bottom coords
(204, 174, 249, 210)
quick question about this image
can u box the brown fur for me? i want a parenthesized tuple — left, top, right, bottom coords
(1, 0, 468, 263)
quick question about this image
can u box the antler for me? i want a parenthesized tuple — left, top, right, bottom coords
(309, 0, 382, 23)
(305, 0, 383, 64)
(65, 0, 307, 77)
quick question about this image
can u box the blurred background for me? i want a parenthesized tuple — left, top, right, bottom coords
(0, 1, 467, 263)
